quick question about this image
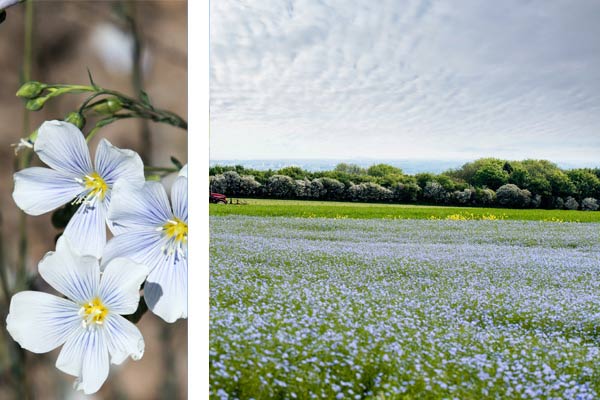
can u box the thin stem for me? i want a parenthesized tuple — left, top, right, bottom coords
(160, 325, 178, 400)
(78, 92, 105, 113)
(144, 166, 179, 173)
(85, 114, 138, 143)
(22, 0, 33, 83)
(126, 1, 153, 164)
(17, 0, 34, 290)
(48, 84, 96, 91)
(0, 212, 11, 306)
(14, 1, 34, 396)
(28, 83, 188, 130)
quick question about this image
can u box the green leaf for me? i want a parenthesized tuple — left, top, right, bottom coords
(140, 90, 154, 110)
(86, 68, 99, 90)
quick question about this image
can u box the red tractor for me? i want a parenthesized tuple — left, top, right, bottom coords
(209, 193, 227, 204)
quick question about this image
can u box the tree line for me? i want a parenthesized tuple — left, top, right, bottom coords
(209, 158, 600, 210)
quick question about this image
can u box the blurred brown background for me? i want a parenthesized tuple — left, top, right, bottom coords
(0, 1, 188, 399)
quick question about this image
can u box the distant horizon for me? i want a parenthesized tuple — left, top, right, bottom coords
(210, 157, 599, 175)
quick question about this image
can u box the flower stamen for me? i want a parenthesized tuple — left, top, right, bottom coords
(79, 297, 108, 328)
(159, 217, 187, 258)
(73, 172, 108, 205)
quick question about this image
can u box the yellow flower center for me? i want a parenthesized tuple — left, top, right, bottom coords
(163, 218, 188, 243)
(83, 172, 108, 200)
(79, 297, 108, 328)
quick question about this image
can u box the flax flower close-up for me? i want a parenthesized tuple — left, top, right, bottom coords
(104, 165, 188, 323)
(6, 237, 148, 394)
(12, 120, 145, 258)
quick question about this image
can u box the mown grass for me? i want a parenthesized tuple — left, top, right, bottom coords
(210, 198, 600, 222)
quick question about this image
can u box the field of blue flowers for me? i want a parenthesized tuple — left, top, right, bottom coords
(210, 216, 600, 399)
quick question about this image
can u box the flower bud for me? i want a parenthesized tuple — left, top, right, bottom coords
(64, 112, 86, 129)
(93, 97, 123, 115)
(16, 81, 46, 99)
(25, 96, 48, 111)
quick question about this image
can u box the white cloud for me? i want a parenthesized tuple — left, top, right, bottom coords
(210, 0, 600, 164)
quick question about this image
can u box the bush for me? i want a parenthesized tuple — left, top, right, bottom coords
(564, 196, 579, 210)
(423, 181, 448, 204)
(294, 179, 310, 198)
(391, 183, 420, 202)
(348, 182, 392, 202)
(266, 175, 297, 198)
(209, 174, 227, 194)
(552, 197, 565, 209)
(581, 197, 599, 211)
(473, 188, 496, 206)
(308, 179, 326, 199)
(450, 188, 473, 205)
(238, 175, 261, 196)
(209, 172, 261, 197)
(222, 171, 242, 195)
(496, 184, 531, 208)
(317, 177, 346, 200)
(530, 194, 542, 208)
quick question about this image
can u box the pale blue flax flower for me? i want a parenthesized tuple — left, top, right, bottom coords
(12, 120, 145, 257)
(6, 237, 148, 394)
(104, 166, 187, 323)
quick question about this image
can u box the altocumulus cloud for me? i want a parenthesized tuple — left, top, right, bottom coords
(210, 0, 600, 164)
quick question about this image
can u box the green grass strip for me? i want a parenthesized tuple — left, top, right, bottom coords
(210, 198, 600, 222)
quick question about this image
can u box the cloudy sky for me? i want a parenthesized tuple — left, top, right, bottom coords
(210, 0, 600, 164)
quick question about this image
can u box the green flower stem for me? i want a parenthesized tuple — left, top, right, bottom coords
(47, 84, 96, 92)
(85, 114, 138, 143)
(144, 166, 180, 173)
(78, 91, 107, 113)
(44, 82, 188, 130)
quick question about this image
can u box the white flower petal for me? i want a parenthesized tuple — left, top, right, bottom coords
(108, 180, 172, 231)
(39, 236, 100, 303)
(104, 314, 145, 365)
(12, 167, 83, 216)
(94, 139, 145, 186)
(144, 255, 188, 323)
(63, 199, 107, 259)
(102, 229, 167, 272)
(171, 175, 187, 222)
(99, 258, 148, 314)
(178, 164, 187, 178)
(6, 291, 80, 353)
(57, 327, 109, 395)
(0, 0, 20, 10)
(79, 329, 110, 394)
(56, 328, 86, 377)
(35, 120, 93, 176)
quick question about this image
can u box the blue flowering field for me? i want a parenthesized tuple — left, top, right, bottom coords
(210, 215, 600, 399)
